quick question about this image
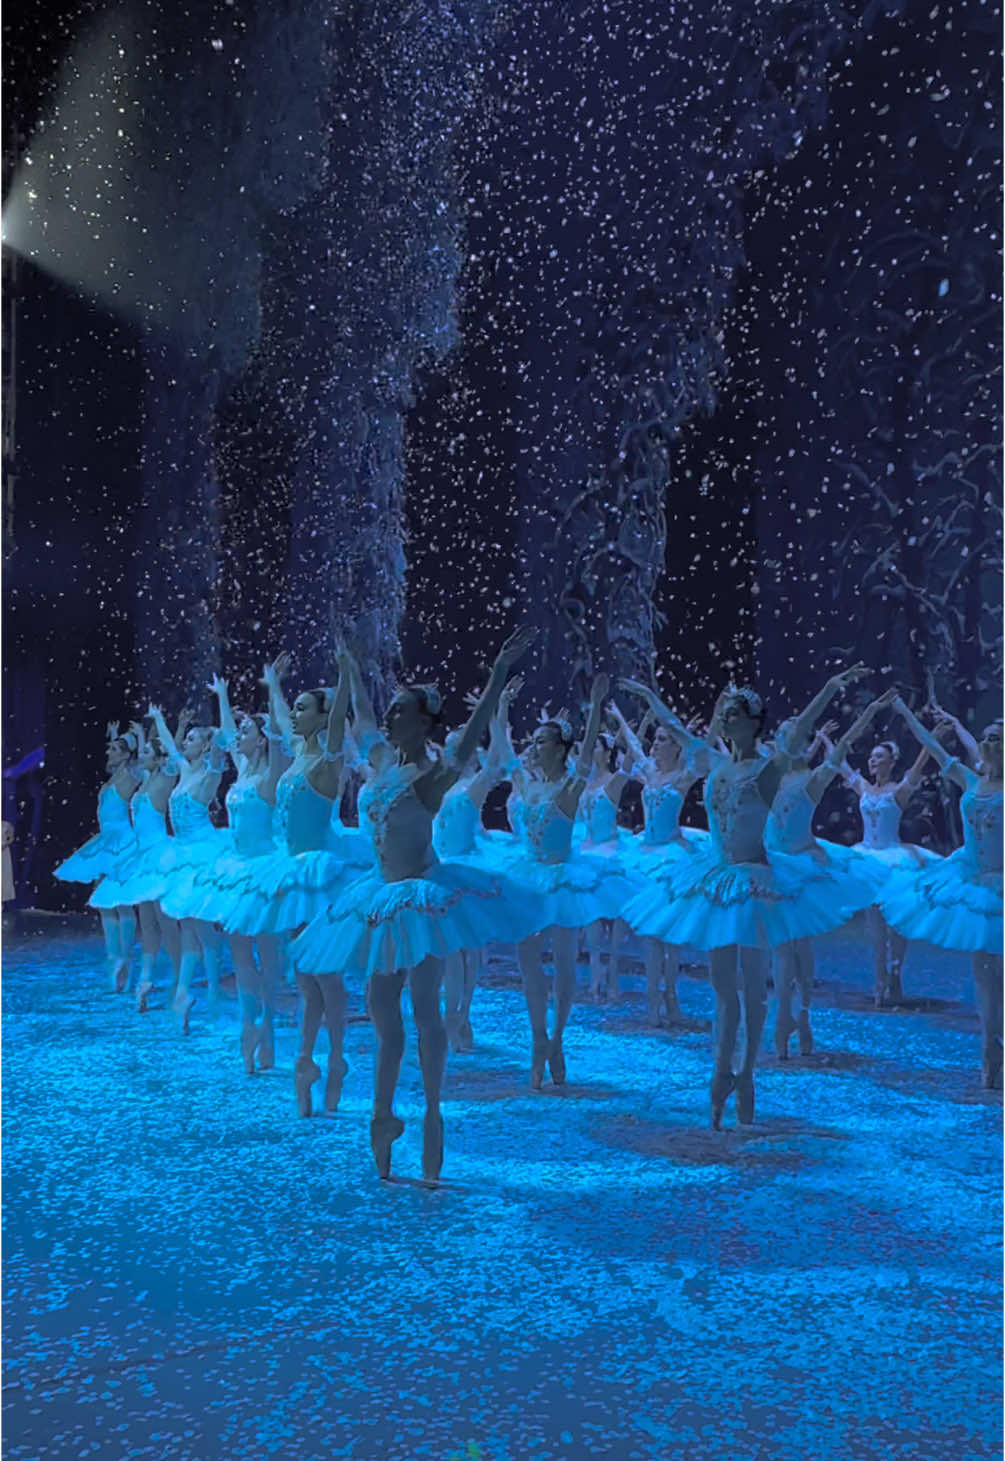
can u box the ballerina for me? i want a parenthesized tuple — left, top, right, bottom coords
(621, 680, 850, 1129)
(610, 694, 712, 1026)
(832, 712, 941, 1007)
(147, 704, 229, 1030)
(578, 732, 639, 1004)
(504, 674, 642, 1090)
(433, 675, 523, 1052)
(880, 700, 1003, 1088)
(54, 723, 140, 991)
(292, 628, 538, 1182)
(764, 676, 897, 1057)
(91, 720, 182, 1011)
(176, 671, 291, 1074)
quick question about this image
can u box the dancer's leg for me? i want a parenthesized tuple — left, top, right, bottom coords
(174, 921, 200, 1031)
(443, 951, 465, 1051)
(737, 946, 768, 1125)
(319, 974, 348, 1111)
(459, 950, 479, 1050)
(662, 943, 683, 1022)
(99, 911, 122, 992)
(156, 908, 181, 986)
(887, 927, 907, 1004)
(773, 942, 797, 1059)
(136, 901, 160, 1011)
(794, 937, 815, 1054)
(867, 906, 891, 1006)
(256, 934, 282, 1069)
(116, 906, 137, 989)
(708, 946, 741, 1128)
(586, 921, 606, 1002)
(644, 938, 663, 1025)
(294, 971, 324, 1115)
(231, 933, 262, 1073)
(517, 932, 550, 1088)
(196, 920, 225, 1011)
(607, 918, 626, 1001)
(549, 925, 578, 1085)
(409, 955, 447, 1180)
(973, 953, 1004, 1089)
(367, 971, 408, 1177)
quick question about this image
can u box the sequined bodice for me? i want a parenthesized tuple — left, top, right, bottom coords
(858, 788, 903, 850)
(766, 772, 816, 855)
(359, 765, 435, 882)
(705, 760, 770, 865)
(508, 788, 574, 866)
(169, 789, 215, 842)
(581, 784, 618, 843)
(961, 785, 1003, 875)
(132, 791, 167, 849)
(275, 768, 334, 855)
(641, 780, 685, 846)
(226, 779, 275, 856)
(433, 783, 480, 858)
(98, 784, 133, 833)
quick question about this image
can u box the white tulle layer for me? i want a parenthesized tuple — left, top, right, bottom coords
(291, 860, 545, 980)
(493, 838, 644, 929)
(622, 846, 864, 951)
(880, 850, 1003, 954)
(55, 829, 135, 885)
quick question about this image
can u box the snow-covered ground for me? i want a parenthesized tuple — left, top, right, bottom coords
(3, 914, 1001, 1460)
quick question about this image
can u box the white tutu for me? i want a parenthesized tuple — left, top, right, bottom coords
(54, 786, 135, 885)
(881, 849, 1002, 955)
(291, 857, 540, 981)
(624, 844, 855, 952)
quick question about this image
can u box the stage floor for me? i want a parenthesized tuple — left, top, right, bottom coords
(3, 915, 1001, 1460)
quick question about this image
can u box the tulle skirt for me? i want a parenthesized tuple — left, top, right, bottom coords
(54, 827, 136, 885)
(89, 835, 175, 910)
(291, 859, 544, 981)
(850, 840, 942, 896)
(495, 842, 643, 931)
(623, 846, 860, 952)
(880, 850, 1003, 955)
(621, 827, 711, 881)
(188, 830, 376, 936)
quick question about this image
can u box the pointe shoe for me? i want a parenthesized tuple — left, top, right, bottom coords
(736, 1071, 755, 1126)
(112, 959, 130, 994)
(422, 1109, 444, 1184)
(774, 1012, 795, 1061)
(241, 1023, 260, 1075)
(135, 981, 154, 1015)
(444, 1011, 464, 1053)
(530, 1034, 549, 1091)
(257, 1019, 275, 1070)
(887, 963, 904, 1005)
(172, 990, 195, 1035)
(294, 1055, 321, 1117)
(797, 1009, 814, 1056)
(710, 1070, 736, 1131)
(589, 981, 605, 1005)
(646, 1000, 663, 1028)
(324, 1057, 349, 1112)
(370, 1113, 405, 1179)
(458, 1018, 475, 1053)
(547, 1036, 566, 1087)
(663, 992, 684, 1026)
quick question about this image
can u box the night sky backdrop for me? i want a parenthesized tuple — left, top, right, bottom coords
(3, 0, 1001, 905)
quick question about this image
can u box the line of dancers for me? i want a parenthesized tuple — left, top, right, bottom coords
(54, 633, 1004, 1181)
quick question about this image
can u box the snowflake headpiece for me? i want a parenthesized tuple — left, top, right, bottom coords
(724, 683, 764, 720)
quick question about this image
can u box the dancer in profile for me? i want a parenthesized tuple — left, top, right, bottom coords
(881, 700, 1003, 1088)
(293, 628, 538, 1182)
(92, 720, 181, 1011)
(621, 680, 844, 1129)
(179, 672, 290, 1073)
(433, 675, 523, 1052)
(54, 724, 140, 991)
(578, 732, 639, 1003)
(830, 713, 941, 1007)
(762, 668, 893, 1057)
(504, 674, 640, 1090)
(148, 704, 231, 1028)
(609, 696, 711, 1025)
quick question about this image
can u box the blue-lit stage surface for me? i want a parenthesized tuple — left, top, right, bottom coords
(3, 915, 1001, 1461)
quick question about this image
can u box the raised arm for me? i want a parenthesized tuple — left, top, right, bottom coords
(555, 674, 609, 819)
(619, 678, 713, 761)
(306, 669, 351, 800)
(608, 701, 647, 779)
(931, 707, 981, 771)
(149, 704, 184, 768)
(447, 628, 537, 777)
(807, 694, 897, 803)
(892, 697, 967, 791)
(260, 653, 295, 749)
(786, 664, 870, 756)
(208, 673, 238, 759)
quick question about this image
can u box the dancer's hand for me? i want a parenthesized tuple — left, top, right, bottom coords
(619, 677, 657, 708)
(462, 688, 480, 712)
(106, 720, 120, 740)
(177, 707, 195, 735)
(496, 625, 537, 668)
(501, 674, 524, 705)
(207, 673, 228, 698)
(260, 652, 292, 687)
(831, 663, 869, 691)
(590, 672, 610, 704)
(146, 705, 160, 722)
